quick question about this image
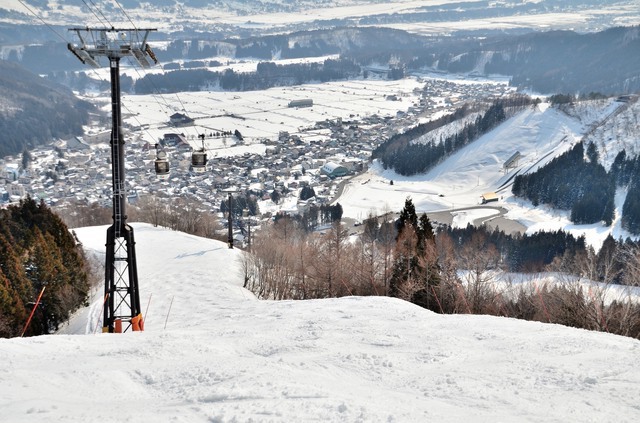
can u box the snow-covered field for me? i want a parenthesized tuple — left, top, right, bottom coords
(3, 0, 639, 35)
(1, 223, 639, 422)
(115, 76, 425, 144)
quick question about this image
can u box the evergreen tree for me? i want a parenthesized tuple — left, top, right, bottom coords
(389, 198, 440, 310)
(0, 266, 27, 338)
(396, 197, 418, 238)
(622, 178, 640, 234)
(300, 186, 316, 201)
(586, 142, 599, 164)
(610, 149, 629, 186)
(330, 203, 343, 222)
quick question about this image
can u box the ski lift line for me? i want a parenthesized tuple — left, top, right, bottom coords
(173, 93, 203, 139)
(87, 0, 112, 26)
(77, 67, 161, 169)
(80, 0, 110, 28)
(83, 0, 175, 116)
(72, 53, 165, 142)
(113, 0, 141, 35)
(121, 57, 175, 116)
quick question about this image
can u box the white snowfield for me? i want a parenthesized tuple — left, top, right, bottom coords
(1, 223, 639, 422)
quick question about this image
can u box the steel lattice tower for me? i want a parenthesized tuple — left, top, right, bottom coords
(68, 28, 157, 332)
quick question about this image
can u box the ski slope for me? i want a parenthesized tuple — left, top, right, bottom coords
(336, 99, 634, 251)
(1, 223, 639, 422)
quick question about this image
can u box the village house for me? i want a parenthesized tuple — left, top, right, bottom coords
(169, 113, 195, 127)
(66, 137, 91, 151)
(321, 162, 349, 178)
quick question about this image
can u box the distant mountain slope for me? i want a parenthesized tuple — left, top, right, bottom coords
(0, 60, 92, 157)
(481, 26, 640, 94)
(4, 21, 639, 96)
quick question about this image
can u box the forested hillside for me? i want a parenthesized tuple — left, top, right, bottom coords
(513, 136, 640, 234)
(512, 141, 616, 226)
(0, 60, 92, 157)
(0, 197, 90, 337)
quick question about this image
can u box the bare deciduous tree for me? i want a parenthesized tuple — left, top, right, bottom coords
(134, 194, 167, 227)
(457, 231, 501, 313)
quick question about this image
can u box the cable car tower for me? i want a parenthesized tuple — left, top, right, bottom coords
(68, 27, 158, 333)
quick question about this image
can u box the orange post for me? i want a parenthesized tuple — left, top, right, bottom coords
(131, 314, 143, 331)
(20, 286, 46, 337)
(114, 319, 122, 333)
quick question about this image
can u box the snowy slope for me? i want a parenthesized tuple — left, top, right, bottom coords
(1, 223, 639, 422)
(336, 99, 637, 250)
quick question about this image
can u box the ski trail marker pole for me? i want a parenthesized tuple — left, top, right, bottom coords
(21, 286, 46, 337)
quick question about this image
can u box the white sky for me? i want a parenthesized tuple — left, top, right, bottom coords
(1, 223, 638, 422)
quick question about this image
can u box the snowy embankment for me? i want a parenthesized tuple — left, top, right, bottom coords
(1, 224, 639, 422)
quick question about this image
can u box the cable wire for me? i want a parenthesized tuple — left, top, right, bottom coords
(81, 0, 110, 27)
(114, 0, 139, 32)
(17, 0, 69, 43)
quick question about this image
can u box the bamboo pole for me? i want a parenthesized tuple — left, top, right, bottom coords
(164, 296, 174, 330)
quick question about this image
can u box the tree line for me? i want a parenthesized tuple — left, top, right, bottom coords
(0, 197, 91, 338)
(244, 197, 640, 339)
(512, 141, 615, 226)
(513, 139, 640, 234)
(44, 192, 640, 339)
(134, 58, 361, 94)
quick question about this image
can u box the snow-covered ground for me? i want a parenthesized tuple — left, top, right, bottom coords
(1, 223, 639, 422)
(114, 76, 425, 144)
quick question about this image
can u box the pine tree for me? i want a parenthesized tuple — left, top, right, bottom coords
(389, 199, 441, 310)
(0, 267, 27, 338)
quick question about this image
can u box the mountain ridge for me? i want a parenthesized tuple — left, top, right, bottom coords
(0, 60, 92, 157)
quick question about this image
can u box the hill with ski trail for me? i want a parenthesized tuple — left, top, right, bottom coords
(1, 223, 639, 422)
(336, 98, 635, 251)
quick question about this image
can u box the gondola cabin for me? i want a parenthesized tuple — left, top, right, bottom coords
(154, 148, 170, 180)
(192, 136, 208, 173)
(191, 149, 207, 173)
